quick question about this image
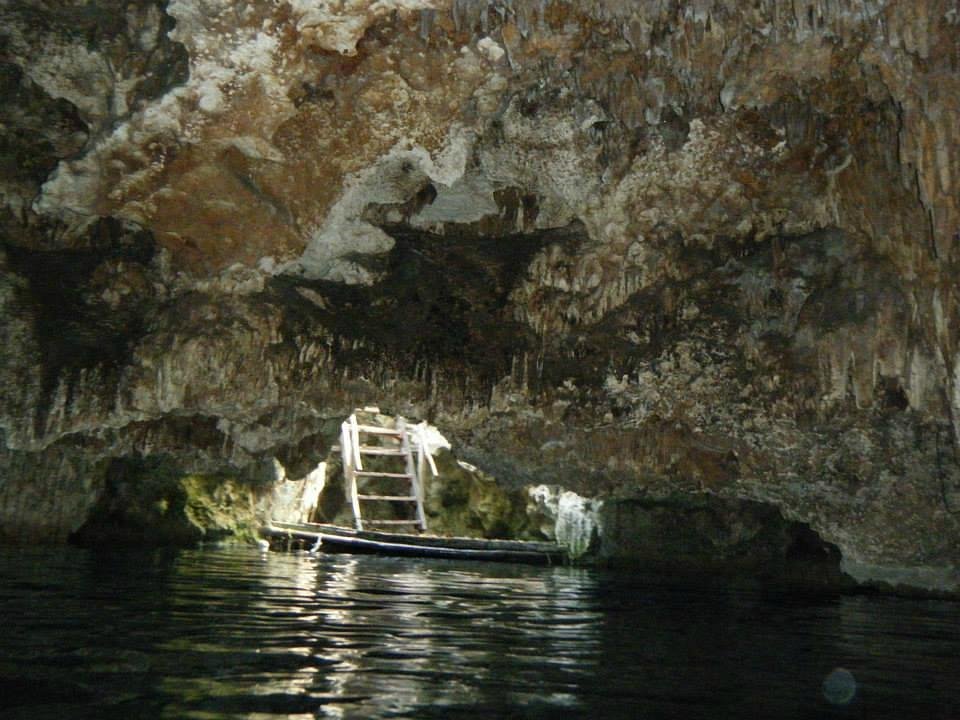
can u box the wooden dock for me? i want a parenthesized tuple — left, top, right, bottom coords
(263, 521, 566, 565)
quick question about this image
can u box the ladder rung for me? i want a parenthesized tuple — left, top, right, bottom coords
(356, 424, 404, 436)
(354, 471, 413, 479)
(357, 494, 418, 502)
(358, 446, 406, 456)
(362, 519, 423, 525)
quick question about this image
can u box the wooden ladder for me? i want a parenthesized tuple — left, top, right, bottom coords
(340, 413, 430, 532)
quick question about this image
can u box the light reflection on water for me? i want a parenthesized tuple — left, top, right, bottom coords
(239, 553, 603, 719)
(0, 546, 958, 719)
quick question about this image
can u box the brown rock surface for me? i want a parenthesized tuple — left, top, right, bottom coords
(0, 0, 958, 589)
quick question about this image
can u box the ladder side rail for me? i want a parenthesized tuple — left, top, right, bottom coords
(415, 436, 428, 531)
(416, 425, 435, 530)
(349, 414, 363, 471)
(339, 419, 353, 478)
(398, 418, 427, 532)
(398, 418, 411, 482)
(342, 416, 363, 530)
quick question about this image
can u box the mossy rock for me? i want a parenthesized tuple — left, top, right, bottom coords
(72, 456, 267, 546)
(422, 450, 536, 539)
(180, 475, 261, 544)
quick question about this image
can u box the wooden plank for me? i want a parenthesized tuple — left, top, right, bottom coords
(356, 424, 404, 436)
(262, 525, 562, 564)
(357, 494, 418, 501)
(319, 533, 559, 563)
(358, 447, 405, 456)
(354, 470, 413, 478)
(268, 521, 564, 556)
(361, 519, 423, 525)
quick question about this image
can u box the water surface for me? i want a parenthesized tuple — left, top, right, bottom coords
(1, 547, 957, 719)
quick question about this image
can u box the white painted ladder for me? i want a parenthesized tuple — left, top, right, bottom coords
(339, 413, 437, 532)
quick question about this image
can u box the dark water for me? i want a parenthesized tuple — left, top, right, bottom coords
(1, 547, 958, 719)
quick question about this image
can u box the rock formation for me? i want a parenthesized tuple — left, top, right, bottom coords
(1, 0, 958, 590)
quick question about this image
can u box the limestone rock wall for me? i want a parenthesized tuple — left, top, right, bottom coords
(0, 0, 958, 589)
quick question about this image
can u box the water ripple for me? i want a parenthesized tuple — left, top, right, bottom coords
(0, 547, 958, 719)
